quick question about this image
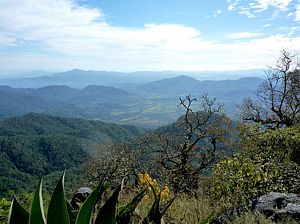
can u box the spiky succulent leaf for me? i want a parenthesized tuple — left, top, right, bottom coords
(66, 200, 76, 224)
(29, 176, 45, 224)
(143, 183, 175, 224)
(117, 188, 147, 224)
(75, 182, 104, 224)
(8, 196, 29, 224)
(160, 197, 176, 216)
(94, 184, 122, 224)
(143, 193, 161, 224)
(142, 181, 161, 224)
(47, 171, 70, 224)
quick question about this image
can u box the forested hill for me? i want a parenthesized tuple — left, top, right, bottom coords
(0, 113, 144, 195)
(0, 112, 143, 140)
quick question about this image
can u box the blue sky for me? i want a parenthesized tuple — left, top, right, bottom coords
(0, 0, 299, 72)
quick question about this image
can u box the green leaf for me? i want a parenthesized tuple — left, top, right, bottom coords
(143, 182, 161, 224)
(47, 171, 70, 224)
(95, 184, 122, 224)
(29, 176, 45, 224)
(160, 197, 176, 216)
(143, 183, 175, 224)
(8, 196, 29, 224)
(143, 193, 160, 224)
(117, 188, 147, 224)
(66, 200, 76, 224)
(75, 181, 104, 224)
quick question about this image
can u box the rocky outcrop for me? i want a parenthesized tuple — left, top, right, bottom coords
(70, 187, 92, 210)
(253, 192, 300, 222)
(210, 192, 300, 223)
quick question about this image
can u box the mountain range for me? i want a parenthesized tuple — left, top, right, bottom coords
(0, 71, 263, 128)
(0, 69, 264, 88)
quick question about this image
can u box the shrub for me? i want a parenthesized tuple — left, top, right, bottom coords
(212, 125, 300, 205)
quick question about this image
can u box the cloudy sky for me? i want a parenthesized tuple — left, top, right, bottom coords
(0, 0, 299, 72)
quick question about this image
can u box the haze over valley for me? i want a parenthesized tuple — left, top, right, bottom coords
(0, 69, 263, 128)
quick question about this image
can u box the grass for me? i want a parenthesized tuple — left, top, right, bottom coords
(118, 184, 225, 224)
(118, 180, 300, 224)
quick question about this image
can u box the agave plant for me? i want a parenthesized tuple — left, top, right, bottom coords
(142, 182, 175, 224)
(8, 172, 175, 224)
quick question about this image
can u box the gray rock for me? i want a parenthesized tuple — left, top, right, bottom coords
(253, 192, 300, 222)
(70, 187, 92, 210)
(76, 187, 92, 195)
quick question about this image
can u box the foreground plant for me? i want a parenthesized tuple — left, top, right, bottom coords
(8, 172, 174, 224)
(212, 125, 300, 206)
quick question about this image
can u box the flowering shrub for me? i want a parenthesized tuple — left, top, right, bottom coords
(138, 172, 170, 199)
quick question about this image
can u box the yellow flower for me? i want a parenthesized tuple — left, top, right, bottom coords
(139, 172, 158, 188)
(161, 185, 170, 198)
(138, 172, 171, 199)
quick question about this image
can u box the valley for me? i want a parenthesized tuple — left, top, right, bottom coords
(0, 70, 263, 128)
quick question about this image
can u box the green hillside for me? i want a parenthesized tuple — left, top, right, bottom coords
(0, 113, 144, 195)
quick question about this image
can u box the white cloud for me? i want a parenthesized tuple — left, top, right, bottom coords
(295, 4, 300, 21)
(228, 5, 234, 11)
(287, 11, 294, 17)
(252, 0, 292, 11)
(0, 0, 299, 71)
(213, 9, 222, 17)
(227, 0, 240, 11)
(239, 7, 256, 18)
(228, 0, 294, 19)
(226, 32, 264, 39)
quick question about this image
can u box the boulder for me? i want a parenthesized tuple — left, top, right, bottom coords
(70, 187, 92, 210)
(253, 192, 300, 222)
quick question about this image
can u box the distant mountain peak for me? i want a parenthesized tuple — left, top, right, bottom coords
(83, 84, 124, 91)
(136, 74, 200, 96)
(237, 76, 264, 81)
(70, 69, 84, 72)
(146, 74, 199, 84)
(176, 74, 194, 78)
(173, 75, 199, 81)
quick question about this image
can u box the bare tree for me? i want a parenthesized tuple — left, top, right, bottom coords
(141, 94, 231, 193)
(82, 142, 141, 186)
(241, 49, 300, 128)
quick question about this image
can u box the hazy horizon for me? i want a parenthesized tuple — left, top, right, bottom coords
(0, 68, 266, 81)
